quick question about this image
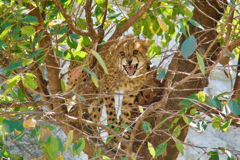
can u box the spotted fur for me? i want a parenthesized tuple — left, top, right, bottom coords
(66, 35, 151, 143)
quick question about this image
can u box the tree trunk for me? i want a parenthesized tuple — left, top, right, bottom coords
(137, 0, 226, 159)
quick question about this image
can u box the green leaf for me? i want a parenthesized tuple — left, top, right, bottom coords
(91, 50, 108, 74)
(206, 96, 222, 109)
(190, 108, 197, 115)
(32, 31, 43, 47)
(181, 36, 197, 58)
(65, 130, 73, 152)
(57, 26, 68, 34)
(23, 73, 38, 90)
(179, 21, 187, 37)
(155, 142, 167, 157)
(91, 75, 99, 87)
(67, 37, 78, 49)
(81, 36, 92, 46)
(22, 15, 38, 23)
(182, 115, 190, 125)
(102, 155, 110, 160)
(197, 91, 205, 102)
(22, 59, 33, 66)
(28, 50, 44, 58)
(228, 100, 240, 115)
(57, 136, 64, 152)
(175, 141, 184, 155)
(148, 142, 156, 158)
(141, 121, 151, 131)
(168, 118, 179, 129)
(172, 125, 181, 138)
(46, 136, 58, 160)
(179, 94, 197, 106)
(106, 136, 113, 144)
(70, 33, 80, 39)
(196, 52, 205, 75)
(222, 48, 235, 59)
(212, 122, 220, 130)
(21, 26, 35, 36)
(108, 13, 121, 20)
(148, 42, 161, 59)
(72, 138, 85, 157)
(209, 154, 219, 160)
(0, 39, 2, 49)
(156, 69, 166, 80)
(30, 128, 37, 138)
(220, 119, 232, 132)
(122, 123, 132, 131)
(7, 75, 20, 89)
(121, 157, 128, 160)
(92, 149, 101, 159)
(14, 133, 25, 142)
(5, 59, 23, 71)
(189, 18, 204, 30)
(0, 25, 13, 40)
(84, 68, 97, 79)
(44, 125, 55, 131)
(72, 91, 86, 102)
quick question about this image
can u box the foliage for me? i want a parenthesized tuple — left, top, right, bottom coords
(0, 0, 240, 159)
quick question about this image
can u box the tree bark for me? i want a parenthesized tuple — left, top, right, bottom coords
(136, 0, 227, 159)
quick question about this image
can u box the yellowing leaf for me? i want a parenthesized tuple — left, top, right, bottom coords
(3, 88, 9, 96)
(41, 128, 50, 142)
(104, 20, 111, 30)
(14, 129, 22, 135)
(197, 91, 205, 102)
(148, 142, 156, 158)
(149, 22, 155, 34)
(92, 75, 99, 87)
(175, 140, 184, 155)
(0, 25, 13, 40)
(138, 106, 144, 113)
(7, 75, 21, 89)
(65, 130, 73, 152)
(21, 26, 35, 36)
(23, 117, 37, 129)
(157, 17, 168, 32)
(57, 155, 64, 160)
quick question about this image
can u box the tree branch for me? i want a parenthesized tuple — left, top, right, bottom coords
(84, 0, 97, 39)
(52, 0, 90, 36)
(108, 0, 155, 41)
(0, 0, 22, 18)
(228, 37, 240, 52)
(99, 0, 108, 28)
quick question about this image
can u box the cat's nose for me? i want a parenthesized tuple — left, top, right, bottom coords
(127, 60, 132, 65)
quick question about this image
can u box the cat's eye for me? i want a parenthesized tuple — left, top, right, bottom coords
(133, 50, 138, 55)
(120, 51, 125, 56)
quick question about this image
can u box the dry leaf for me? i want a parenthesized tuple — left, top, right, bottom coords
(14, 129, 22, 135)
(23, 117, 37, 129)
(70, 66, 83, 82)
(41, 128, 51, 142)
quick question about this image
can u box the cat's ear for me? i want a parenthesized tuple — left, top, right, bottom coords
(142, 38, 151, 50)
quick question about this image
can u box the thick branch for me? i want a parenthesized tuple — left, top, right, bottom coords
(84, 0, 97, 39)
(228, 37, 240, 52)
(52, 0, 90, 36)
